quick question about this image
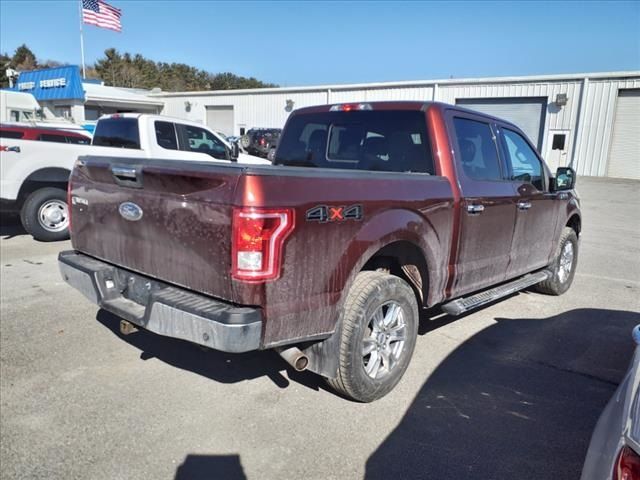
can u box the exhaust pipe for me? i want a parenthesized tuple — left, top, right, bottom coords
(276, 346, 309, 372)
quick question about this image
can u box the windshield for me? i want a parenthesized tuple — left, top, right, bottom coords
(274, 110, 433, 173)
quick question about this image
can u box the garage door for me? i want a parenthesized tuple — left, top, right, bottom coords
(456, 97, 547, 151)
(607, 89, 640, 179)
(206, 106, 234, 137)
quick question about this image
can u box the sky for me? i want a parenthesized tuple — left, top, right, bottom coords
(1, 0, 639, 86)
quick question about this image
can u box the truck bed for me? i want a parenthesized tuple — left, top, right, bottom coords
(69, 155, 454, 346)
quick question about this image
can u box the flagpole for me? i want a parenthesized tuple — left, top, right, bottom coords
(78, 0, 86, 78)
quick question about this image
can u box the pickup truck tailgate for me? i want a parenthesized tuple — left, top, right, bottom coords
(69, 156, 242, 302)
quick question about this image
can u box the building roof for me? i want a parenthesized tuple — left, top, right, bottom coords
(150, 70, 640, 97)
(11, 65, 85, 101)
(83, 83, 164, 106)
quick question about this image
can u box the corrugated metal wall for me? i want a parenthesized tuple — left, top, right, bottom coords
(573, 78, 640, 176)
(159, 73, 640, 177)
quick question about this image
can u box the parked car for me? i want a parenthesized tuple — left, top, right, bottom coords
(59, 101, 581, 402)
(581, 325, 640, 480)
(90, 114, 269, 165)
(240, 128, 281, 158)
(0, 123, 91, 143)
(0, 124, 92, 241)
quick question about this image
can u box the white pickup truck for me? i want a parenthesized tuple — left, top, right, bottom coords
(0, 114, 269, 241)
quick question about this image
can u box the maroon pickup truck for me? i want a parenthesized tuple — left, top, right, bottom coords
(59, 102, 581, 402)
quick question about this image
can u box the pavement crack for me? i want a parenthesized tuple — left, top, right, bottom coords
(524, 358, 619, 387)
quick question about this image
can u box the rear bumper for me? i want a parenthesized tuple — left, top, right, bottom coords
(58, 251, 262, 353)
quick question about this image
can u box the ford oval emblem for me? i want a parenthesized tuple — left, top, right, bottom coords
(119, 202, 143, 221)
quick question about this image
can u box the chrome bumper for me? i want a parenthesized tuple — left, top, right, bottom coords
(58, 251, 262, 353)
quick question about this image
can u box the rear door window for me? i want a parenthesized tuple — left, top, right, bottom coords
(154, 121, 178, 150)
(38, 133, 68, 143)
(275, 110, 434, 173)
(65, 135, 90, 145)
(452, 117, 503, 181)
(92, 118, 141, 149)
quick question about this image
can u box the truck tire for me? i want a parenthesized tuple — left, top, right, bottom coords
(534, 226, 578, 296)
(20, 187, 70, 242)
(327, 271, 419, 402)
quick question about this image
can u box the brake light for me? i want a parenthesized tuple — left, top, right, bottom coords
(329, 103, 372, 112)
(232, 208, 294, 281)
(259, 138, 266, 146)
(614, 446, 640, 480)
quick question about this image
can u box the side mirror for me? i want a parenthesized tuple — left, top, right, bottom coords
(554, 167, 576, 191)
(230, 142, 239, 162)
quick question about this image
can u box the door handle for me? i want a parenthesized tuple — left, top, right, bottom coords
(466, 204, 485, 215)
(517, 201, 532, 210)
(111, 166, 137, 179)
(111, 165, 143, 188)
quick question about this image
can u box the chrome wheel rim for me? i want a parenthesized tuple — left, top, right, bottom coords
(362, 301, 407, 379)
(38, 200, 68, 232)
(557, 241, 574, 283)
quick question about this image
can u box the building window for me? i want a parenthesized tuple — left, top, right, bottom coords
(85, 106, 101, 121)
(55, 106, 72, 119)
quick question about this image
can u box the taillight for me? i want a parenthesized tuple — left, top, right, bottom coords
(259, 138, 266, 146)
(232, 208, 294, 282)
(614, 446, 640, 480)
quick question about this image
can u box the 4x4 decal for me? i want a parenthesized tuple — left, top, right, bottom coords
(306, 204, 363, 223)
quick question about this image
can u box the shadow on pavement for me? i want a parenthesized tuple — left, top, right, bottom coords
(175, 454, 246, 480)
(0, 214, 27, 239)
(96, 309, 326, 393)
(365, 308, 640, 480)
(95, 294, 531, 396)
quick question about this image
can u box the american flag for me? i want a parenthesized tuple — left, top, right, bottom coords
(82, 0, 122, 32)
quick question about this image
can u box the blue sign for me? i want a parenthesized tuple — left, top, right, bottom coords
(11, 66, 85, 102)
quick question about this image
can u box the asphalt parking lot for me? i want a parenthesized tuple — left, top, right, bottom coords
(1, 176, 639, 480)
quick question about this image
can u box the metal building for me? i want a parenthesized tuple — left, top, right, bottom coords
(154, 71, 640, 179)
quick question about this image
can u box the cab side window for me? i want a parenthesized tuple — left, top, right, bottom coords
(155, 121, 178, 150)
(453, 117, 502, 181)
(38, 133, 67, 143)
(502, 128, 544, 191)
(179, 124, 228, 160)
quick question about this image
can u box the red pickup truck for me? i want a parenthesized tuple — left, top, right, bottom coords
(59, 102, 581, 402)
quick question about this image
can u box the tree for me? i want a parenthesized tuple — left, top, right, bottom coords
(91, 48, 276, 91)
(0, 44, 277, 91)
(0, 52, 11, 88)
(12, 44, 37, 71)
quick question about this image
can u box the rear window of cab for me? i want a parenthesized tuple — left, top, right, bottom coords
(275, 110, 434, 174)
(92, 118, 140, 149)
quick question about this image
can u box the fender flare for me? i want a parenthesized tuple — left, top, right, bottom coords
(303, 206, 453, 378)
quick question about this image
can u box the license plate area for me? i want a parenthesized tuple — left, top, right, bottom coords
(114, 269, 167, 307)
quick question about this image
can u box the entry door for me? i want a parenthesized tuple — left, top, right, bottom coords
(499, 126, 560, 278)
(206, 106, 235, 137)
(544, 129, 570, 172)
(607, 89, 640, 179)
(448, 113, 518, 298)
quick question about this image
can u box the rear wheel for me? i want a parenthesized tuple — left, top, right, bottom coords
(535, 226, 578, 295)
(326, 271, 419, 402)
(20, 187, 69, 242)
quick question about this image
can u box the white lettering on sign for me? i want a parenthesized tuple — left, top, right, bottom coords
(17, 82, 36, 90)
(39, 78, 67, 88)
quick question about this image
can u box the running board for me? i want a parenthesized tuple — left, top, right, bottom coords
(441, 270, 551, 316)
